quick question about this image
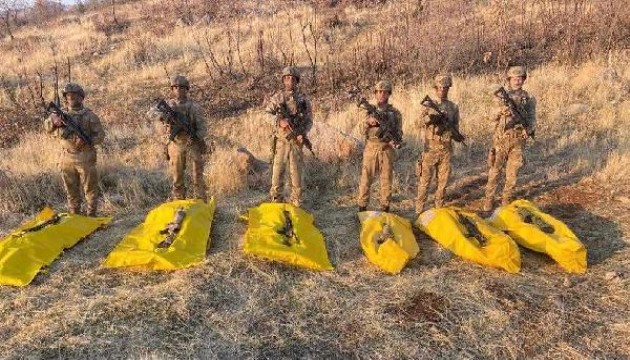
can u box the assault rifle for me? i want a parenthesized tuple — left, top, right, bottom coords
(46, 101, 93, 146)
(348, 89, 402, 149)
(278, 210, 299, 246)
(377, 224, 393, 245)
(493, 87, 535, 138)
(457, 212, 487, 247)
(154, 99, 207, 152)
(516, 207, 554, 234)
(420, 95, 465, 144)
(157, 207, 186, 248)
(273, 101, 316, 158)
(13, 213, 64, 238)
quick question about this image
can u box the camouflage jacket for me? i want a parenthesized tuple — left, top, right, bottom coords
(491, 87, 536, 141)
(44, 105, 105, 153)
(151, 98, 207, 146)
(360, 103, 403, 143)
(420, 96, 460, 146)
(264, 89, 313, 142)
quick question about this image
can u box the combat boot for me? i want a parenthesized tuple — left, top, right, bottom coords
(358, 206, 367, 213)
(380, 205, 390, 213)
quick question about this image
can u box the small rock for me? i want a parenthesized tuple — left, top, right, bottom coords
(604, 271, 619, 281)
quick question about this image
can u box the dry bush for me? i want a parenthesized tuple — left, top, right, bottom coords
(0, 3, 629, 358)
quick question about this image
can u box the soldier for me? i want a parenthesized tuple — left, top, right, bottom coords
(483, 66, 536, 211)
(416, 74, 462, 215)
(152, 75, 208, 202)
(357, 80, 403, 213)
(264, 66, 313, 208)
(44, 83, 105, 216)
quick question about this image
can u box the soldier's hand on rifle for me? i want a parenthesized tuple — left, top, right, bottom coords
(296, 135, 304, 144)
(520, 129, 530, 140)
(388, 140, 398, 148)
(367, 116, 378, 127)
(279, 119, 290, 129)
(51, 114, 63, 128)
(501, 106, 512, 117)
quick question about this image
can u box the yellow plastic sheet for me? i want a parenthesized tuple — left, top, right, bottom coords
(103, 198, 215, 271)
(0, 207, 111, 287)
(358, 211, 419, 274)
(488, 199, 587, 273)
(242, 203, 333, 271)
(416, 207, 521, 273)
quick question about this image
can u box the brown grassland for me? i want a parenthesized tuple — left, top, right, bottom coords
(0, 0, 629, 358)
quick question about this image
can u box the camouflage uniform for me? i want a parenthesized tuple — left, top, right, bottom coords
(416, 75, 461, 213)
(153, 76, 208, 201)
(357, 80, 403, 212)
(265, 67, 313, 207)
(44, 83, 105, 216)
(484, 67, 537, 210)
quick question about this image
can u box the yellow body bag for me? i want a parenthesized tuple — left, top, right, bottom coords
(242, 203, 333, 271)
(416, 207, 521, 273)
(488, 199, 587, 273)
(358, 211, 419, 274)
(103, 198, 215, 271)
(0, 207, 111, 286)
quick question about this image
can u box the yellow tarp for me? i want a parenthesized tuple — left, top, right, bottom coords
(0, 207, 111, 287)
(103, 198, 215, 271)
(416, 207, 521, 273)
(488, 199, 587, 273)
(358, 211, 420, 274)
(242, 203, 333, 271)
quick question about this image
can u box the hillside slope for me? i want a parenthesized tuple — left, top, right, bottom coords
(0, 0, 629, 358)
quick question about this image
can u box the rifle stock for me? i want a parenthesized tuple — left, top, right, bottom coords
(155, 99, 207, 151)
(493, 87, 534, 138)
(274, 102, 316, 158)
(350, 91, 402, 149)
(420, 95, 466, 144)
(47, 101, 93, 146)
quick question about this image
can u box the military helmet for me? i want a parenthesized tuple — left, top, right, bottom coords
(281, 66, 300, 83)
(374, 80, 393, 93)
(170, 75, 190, 89)
(434, 74, 453, 88)
(506, 66, 527, 80)
(62, 82, 85, 98)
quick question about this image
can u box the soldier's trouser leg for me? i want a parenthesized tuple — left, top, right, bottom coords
(61, 162, 82, 214)
(379, 146, 394, 209)
(357, 144, 378, 208)
(168, 142, 186, 200)
(77, 152, 99, 216)
(190, 145, 208, 202)
(288, 143, 304, 207)
(270, 141, 289, 202)
(484, 147, 508, 210)
(502, 145, 523, 206)
(416, 151, 437, 213)
(434, 150, 451, 208)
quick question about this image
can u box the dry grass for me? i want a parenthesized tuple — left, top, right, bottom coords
(0, 0, 630, 358)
